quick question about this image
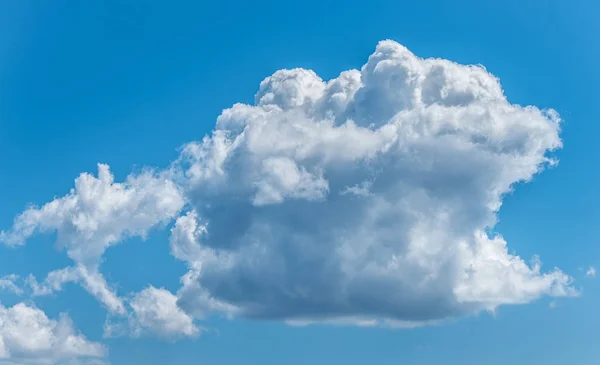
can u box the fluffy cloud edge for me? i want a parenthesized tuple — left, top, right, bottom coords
(104, 286, 199, 340)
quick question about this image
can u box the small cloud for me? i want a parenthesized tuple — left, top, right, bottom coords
(105, 286, 199, 339)
(586, 266, 596, 278)
(340, 181, 372, 197)
(0, 274, 24, 295)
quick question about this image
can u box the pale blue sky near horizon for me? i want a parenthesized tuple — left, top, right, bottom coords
(0, 1, 599, 364)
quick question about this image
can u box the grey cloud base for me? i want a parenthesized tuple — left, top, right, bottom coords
(1, 40, 576, 346)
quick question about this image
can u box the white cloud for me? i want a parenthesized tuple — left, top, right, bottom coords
(27, 266, 125, 315)
(27, 268, 80, 297)
(0, 302, 106, 365)
(0, 275, 23, 296)
(585, 266, 596, 278)
(104, 286, 199, 339)
(1, 163, 184, 263)
(0, 40, 578, 332)
(1, 164, 185, 315)
(170, 40, 575, 325)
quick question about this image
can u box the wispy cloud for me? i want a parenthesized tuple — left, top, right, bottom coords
(585, 266, 596, 278)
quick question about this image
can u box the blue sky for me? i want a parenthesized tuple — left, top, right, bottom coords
(0, 1, 599, 364)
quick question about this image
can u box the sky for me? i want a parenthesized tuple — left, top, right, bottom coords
(0, 0, 599, 364)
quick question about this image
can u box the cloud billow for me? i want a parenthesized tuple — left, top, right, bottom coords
(171, 40, 574, 325)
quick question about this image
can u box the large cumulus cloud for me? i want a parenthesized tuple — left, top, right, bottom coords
(1, 40, 576, 333)
(172, 40, 574, 324)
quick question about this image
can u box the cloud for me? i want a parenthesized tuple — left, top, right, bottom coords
(104, 286, 199, 339)
(0, 275, 23, 296)
(1, 164, 185, 314)
(1, 163, 184, 263)
(28, 266, 125, 315)
(27, 268, 80, 297)
(170, 40, 575, 325)
(0, 302, 106, 365)
(585, 266, 596, 278)
(1, 40, 577, 332)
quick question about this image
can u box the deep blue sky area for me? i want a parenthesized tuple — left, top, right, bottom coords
(0, 1, 599, 364)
